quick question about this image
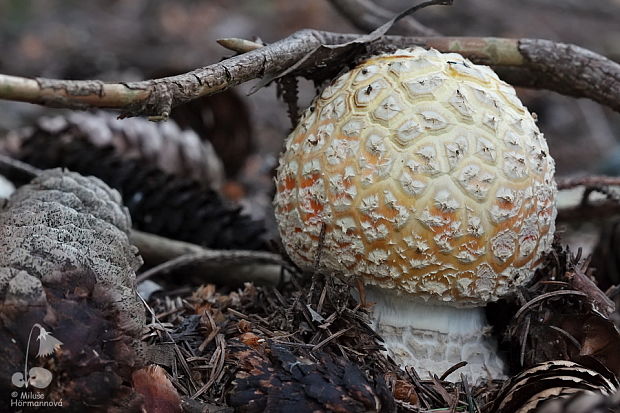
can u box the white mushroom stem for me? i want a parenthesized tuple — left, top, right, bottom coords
(362, 286, 505, 382)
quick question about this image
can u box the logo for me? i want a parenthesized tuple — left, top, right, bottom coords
(11, 323, 63, 389)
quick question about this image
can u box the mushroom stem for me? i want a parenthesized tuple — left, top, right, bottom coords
(362, 285, 505, 382)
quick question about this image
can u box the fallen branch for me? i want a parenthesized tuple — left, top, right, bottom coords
(328, 0, 620, 113)
(557, 175, 620, 190)
(557, 200, 620, 222)
(131, 230, 292, 286)
(134, 248, 288, 285)
(0, 30, 618, 118)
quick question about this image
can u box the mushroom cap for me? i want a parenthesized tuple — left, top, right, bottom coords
(274, 48, 556, 306)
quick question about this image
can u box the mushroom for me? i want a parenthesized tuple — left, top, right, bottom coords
(274, 48, 557, 381)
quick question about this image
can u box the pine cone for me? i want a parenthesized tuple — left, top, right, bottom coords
(36, 112, 225, 189)
(15, 127, 267, 250)
(538, 389, 620, 413)
(164, 86, 254, 178)
(493, 360, 618, 413)
(229, 341, 391, 413)
(0, 169, 145, 411)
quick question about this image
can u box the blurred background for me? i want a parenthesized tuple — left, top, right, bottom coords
(0, 0, 619, 252)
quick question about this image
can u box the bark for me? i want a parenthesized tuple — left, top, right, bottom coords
(514, 39, 620, 113)
(0, 30, 618, 117)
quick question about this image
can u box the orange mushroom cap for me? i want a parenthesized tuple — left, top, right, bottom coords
(274, 48, 556, 306)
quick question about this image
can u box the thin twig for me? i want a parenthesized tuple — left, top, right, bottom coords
(429, 374, 454, 407)
(546, 325, 582, 350)
(311, 327, 351, 351)
(192, 333, 226, 398)
(439, 361, 468, 381)
(137, 291, 199, 393)
(519, 315, 531, 367)
(0, 154, 41, 178)
(327, 0, 440, 36)
(131, 230, 293, 286)
(514, 290, 588, 321)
